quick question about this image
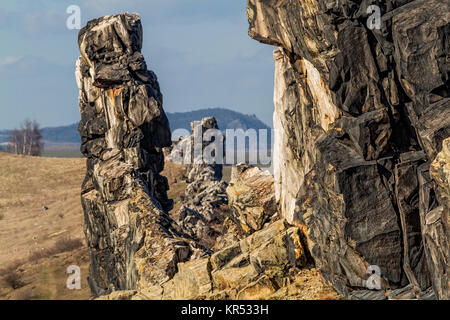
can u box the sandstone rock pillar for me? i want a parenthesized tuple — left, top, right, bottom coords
(76, 13, 191, 297)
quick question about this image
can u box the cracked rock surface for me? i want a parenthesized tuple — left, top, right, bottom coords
(172, 117, 229, 249)
(76, 13, 201, 297)
(247, 0, 449, 299)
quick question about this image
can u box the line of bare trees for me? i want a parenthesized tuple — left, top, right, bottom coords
(6, 120, 44, 156)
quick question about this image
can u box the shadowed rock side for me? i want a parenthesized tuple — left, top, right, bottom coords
(247, 0, 449, 299)
(76, 13, 203, 297)
(172, 117, 229, 249)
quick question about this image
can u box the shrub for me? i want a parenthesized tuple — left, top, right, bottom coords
(28, 250, 50, 263)
(0, 260, 22, 277)
(28, 237, 83, 263)
(2, 267, 25, 289)
(52, 238, 83, 254)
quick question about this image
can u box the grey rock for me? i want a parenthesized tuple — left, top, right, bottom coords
(248, 0, 449, 299)
(172, 117, 229, 249)
(76, 13, 195, 297)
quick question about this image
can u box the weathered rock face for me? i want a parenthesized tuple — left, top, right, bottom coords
(273, 49, 341, 224)
(207, 220, 307, 299)
(426, 138, 450, 299)
(112, 220, 312, 300)
(248, 0, 449, 299)
(76, 13, 198, 297)
(172, 117, 229, 249)
(225, 164, 278, 237)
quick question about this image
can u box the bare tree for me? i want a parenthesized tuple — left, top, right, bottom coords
(30, 121, 43, 156)
(7, 120, 44, 156)
(22, 120, 31, 155)
(6, 129, 19, 154)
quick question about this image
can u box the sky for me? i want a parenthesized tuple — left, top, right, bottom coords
(0, 0, 276, 130)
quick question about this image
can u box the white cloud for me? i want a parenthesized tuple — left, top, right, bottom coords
(0, 55, 23, 66)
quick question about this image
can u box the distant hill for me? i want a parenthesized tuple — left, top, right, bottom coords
(0, 108, 271, 145)
(167, 108, 270, 132)
(0, 124, 82, 152)
(41, 123, 81, 144)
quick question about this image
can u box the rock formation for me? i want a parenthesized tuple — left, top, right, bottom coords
(99, 219, 316, 300)
(75, 23, 312, 299)
(171, 117, 229, 249)
(427, 138, 450, 299)
(76, 13, 202, 297)
(247, 0, 449, 299)
(77, 4, 449, 300)
(225, 164, 278, 238)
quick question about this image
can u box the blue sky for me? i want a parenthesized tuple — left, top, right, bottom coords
(0, 0, 276, 129)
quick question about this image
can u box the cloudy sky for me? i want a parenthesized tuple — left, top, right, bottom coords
(0, 0, 276, 130)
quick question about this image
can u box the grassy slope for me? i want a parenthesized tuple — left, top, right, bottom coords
(0, 153, 194, 300)
(0, 152, 90, 299)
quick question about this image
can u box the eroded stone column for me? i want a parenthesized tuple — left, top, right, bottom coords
(76, 13, 194, 297)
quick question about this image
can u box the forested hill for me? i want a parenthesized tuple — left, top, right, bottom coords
(167, 108, 270, 132)
(0, 108, 271, 144)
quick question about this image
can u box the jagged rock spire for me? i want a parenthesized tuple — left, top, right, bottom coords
(76, 13, 196, 297)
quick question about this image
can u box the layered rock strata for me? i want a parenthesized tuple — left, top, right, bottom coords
(172, 117, 229, 249)
(76, 13, 199, 297)
(100, 220, 312, 300)
(248, 0, 449, 299)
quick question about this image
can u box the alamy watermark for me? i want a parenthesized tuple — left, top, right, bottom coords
(367, 5, 381, 30)
(64, 2, 382, 31)
(171, 125, 273, 166)
(333, 1, 381, 30)
(363, 265, 382, 290)
(66, 265, 81, 290)
(66, 5, 81, 30)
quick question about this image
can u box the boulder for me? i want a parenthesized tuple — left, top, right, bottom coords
(97, 219, 315, 300)
(173, 258, 212, 299)
(425, 138, 450, 300)
(171, 220, 308, 300)
(225, 164, 277, 237)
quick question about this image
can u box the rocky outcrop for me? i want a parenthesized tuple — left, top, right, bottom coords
(76, 13, 201, 297)
(272, 49, 341, 224)
(425, 138, 450, 300)
(248, 0, 449, 299)
(76, 13, 319, 301)
(225, 164, 277, 238)
(100, 220, 320, 300)
(172, 117, 228, 249)
(77, 4, 448, 301)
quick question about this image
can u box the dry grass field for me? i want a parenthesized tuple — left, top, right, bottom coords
(0, 152, 90, 299)
(0, 152, 194, 300)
